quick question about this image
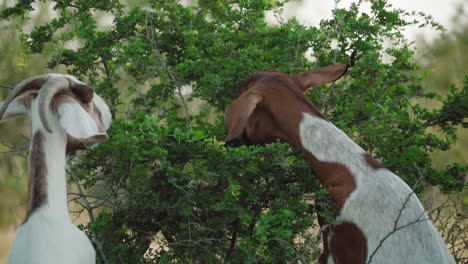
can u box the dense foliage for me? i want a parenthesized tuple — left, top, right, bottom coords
(1, 0, 466, 263)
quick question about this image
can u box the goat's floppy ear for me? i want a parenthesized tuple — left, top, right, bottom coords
(295, 64, 349, 92)
(0, 94, 35, 121)
(57, 100, 107, 147)
(224, 92, 262, 143)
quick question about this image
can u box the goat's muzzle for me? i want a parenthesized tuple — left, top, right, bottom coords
(225, 129, 251, 147)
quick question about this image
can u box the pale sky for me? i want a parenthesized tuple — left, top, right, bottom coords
(274, 0, 466, 41)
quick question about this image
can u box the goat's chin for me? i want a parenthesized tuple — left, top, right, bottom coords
(66, 133, 108, 153)
(225, 129, 253, 147)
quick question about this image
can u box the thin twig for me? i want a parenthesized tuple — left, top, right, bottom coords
(67, 158, 110, 264)
(54, 0, 80, 9)
(368, 176, 424, 263)
(0, 84, 13, 90)
(145, 13, 190, 128)
(53, 40, 66, 72)
(332, 0, 341, 64)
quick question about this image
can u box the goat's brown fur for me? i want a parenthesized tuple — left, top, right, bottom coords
(25, 131, 48, 222)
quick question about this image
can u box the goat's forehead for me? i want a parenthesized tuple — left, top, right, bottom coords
(239, 72, 298, 95)
(239, 72, 273, 93)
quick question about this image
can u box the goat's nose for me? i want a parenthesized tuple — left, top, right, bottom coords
(225, 130, 251, 147)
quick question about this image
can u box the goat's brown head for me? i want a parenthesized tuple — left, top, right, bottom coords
(224, 64, 349, 147)
(0, 74, 112, 153)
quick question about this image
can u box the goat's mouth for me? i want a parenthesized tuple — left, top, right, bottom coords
(66, 133, 109, 154)
(225, 129, 251, 147)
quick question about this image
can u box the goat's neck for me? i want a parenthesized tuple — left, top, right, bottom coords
(280, 112, 371, 212)
(26, 129, 69, 222)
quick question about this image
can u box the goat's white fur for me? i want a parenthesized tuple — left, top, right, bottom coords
(299, 113, 455, 264)
(2, 75, 111, 264)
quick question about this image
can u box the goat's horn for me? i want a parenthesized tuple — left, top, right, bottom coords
(37, 77, 70, 133)
(0, 75, 51, 120)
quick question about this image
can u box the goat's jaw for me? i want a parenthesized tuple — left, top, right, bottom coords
(66, 133, 108, 153)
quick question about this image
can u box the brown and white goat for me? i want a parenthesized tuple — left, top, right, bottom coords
(0, 74, 112, 264)
(224, 64, 455, 264)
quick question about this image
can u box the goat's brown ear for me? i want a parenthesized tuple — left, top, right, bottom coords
(295, 64, 349, 91)
(224, 92, 262, 143)
(0, 93, 35, 121)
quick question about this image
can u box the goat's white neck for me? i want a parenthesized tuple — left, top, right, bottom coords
(299, 113, 367, 169)
(44, 131, 68, 220)
(27, 113, 69, 222)
(297, 113, 367, 213)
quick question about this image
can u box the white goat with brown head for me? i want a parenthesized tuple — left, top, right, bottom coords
(224, 63, 455, 264)
(0, 74, 112, 264)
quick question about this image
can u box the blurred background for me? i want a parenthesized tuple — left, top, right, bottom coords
(0, 0, 466, 262)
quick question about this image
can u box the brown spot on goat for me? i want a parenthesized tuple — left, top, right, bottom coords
(301, 152, 357, 214)
(329, 222, 368, 264)
(25, 131, 47, 222)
